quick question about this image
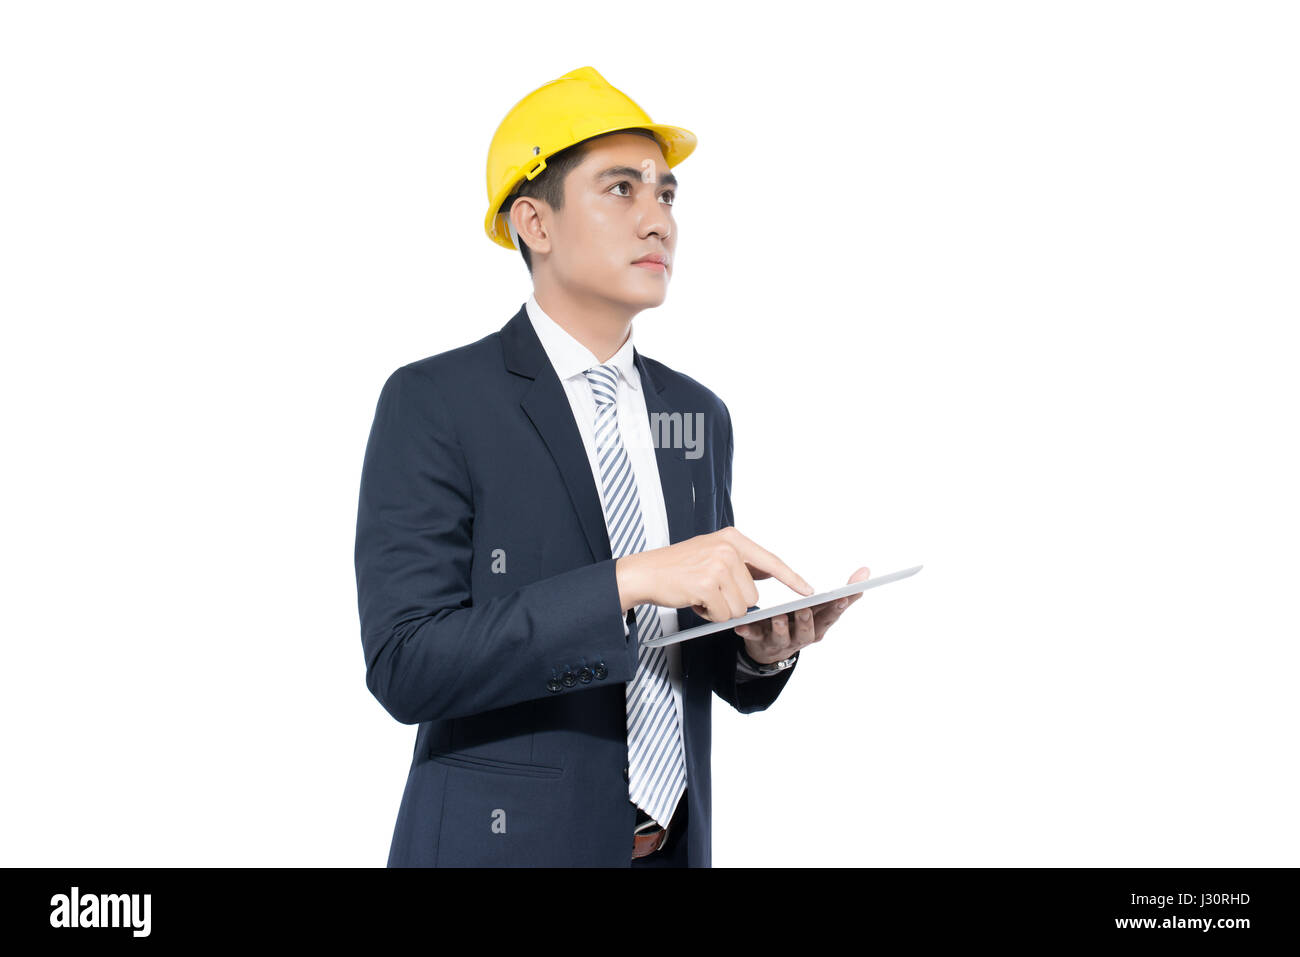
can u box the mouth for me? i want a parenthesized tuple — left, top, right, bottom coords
(632, 254, 669, 273)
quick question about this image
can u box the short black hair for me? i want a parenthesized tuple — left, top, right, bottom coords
(499, 127, 662, 274)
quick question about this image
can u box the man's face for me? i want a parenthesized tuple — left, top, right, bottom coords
(545, 132, 677, 310)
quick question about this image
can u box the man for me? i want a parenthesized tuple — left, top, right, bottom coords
(354, 66, 869, 867)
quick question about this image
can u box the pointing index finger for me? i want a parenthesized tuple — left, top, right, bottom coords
(729, 530, 814, 596)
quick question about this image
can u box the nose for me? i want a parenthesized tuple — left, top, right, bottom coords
(636, 190, 671, 243)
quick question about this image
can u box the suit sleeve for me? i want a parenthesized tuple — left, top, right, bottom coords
(354, 365, 638, 725)
(708, 399, 800, 712)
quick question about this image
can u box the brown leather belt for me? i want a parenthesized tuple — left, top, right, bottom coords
(632, 794, 683, 859)
(632, 816, 671, 859)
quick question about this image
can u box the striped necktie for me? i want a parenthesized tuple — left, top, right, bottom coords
(583, 362, 686, 828)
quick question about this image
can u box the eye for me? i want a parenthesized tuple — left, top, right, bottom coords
(608, 180, 675, 206)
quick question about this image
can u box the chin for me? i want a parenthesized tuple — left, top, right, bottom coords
(626, 280, 669, 309)
(630, 292, 667, 311)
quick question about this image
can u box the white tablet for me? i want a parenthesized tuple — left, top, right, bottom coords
(641, 564, 924, 648)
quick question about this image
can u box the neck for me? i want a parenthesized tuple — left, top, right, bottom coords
(532, 278, 635, 363)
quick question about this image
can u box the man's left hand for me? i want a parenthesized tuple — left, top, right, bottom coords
(734, 567, 871, 665)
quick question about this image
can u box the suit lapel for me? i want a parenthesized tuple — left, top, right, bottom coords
(633, 349, 695, 550)
(503, 303, 613, 564)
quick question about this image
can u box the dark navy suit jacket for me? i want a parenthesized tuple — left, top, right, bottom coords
(354, 302, 799, 866)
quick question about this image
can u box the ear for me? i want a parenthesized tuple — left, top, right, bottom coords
(508, 196, 550, 255)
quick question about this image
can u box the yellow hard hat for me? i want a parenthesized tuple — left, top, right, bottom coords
(484, 66, 697, 250)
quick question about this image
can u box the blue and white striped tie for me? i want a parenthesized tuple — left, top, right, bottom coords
(583, 362, 686, 828)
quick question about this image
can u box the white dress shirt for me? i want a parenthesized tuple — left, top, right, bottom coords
(524, 293, 689, 737)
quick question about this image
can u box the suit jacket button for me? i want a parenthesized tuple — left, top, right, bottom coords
(561, 671, 577, 687)
(622, 765, 630, 782)
(593, 663, 607, 680)
(546, 678, 563, 693)
(576, 666, 592, 683)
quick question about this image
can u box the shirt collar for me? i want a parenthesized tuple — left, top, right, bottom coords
(525, 292, 640, 392)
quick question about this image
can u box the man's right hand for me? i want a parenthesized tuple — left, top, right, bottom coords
(614, 527, 814, 624)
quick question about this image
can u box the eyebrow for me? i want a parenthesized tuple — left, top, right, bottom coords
(594, 165, 678, 190)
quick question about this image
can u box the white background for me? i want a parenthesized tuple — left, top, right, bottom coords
(2, 1, 1296, 867)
